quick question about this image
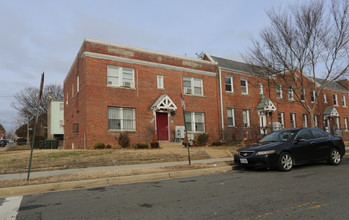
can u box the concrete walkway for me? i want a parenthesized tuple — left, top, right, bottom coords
(0, 157, 234, 181)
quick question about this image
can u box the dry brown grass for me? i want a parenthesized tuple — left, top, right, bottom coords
(0, 146, 230, 174)
(0, 162, 229, 188)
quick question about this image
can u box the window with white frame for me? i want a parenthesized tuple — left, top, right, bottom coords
(302, 114, 308, 127)
(314, 115, 318, 128)
(310, 90, 316, 103)
(77, 76, 79, 93)
(227, 108, 235, 127)
(276, 84, 283, 99)
(157, 75, 164, 89)
(290, 113, 296, 128)
(344, 117, 348, 131)
(278, 111, 284, 128)
(108, 107, 136, 131)
(300, 89, 305, 101)
(288, 86, 294, 100)
(184, 112, 205, 132)
(66, 93, 69, 105)
(240, 78, 248, 94)
(324, 93, 327, 103)
(242, 109, 250, 127)
(183, 76, 203, 95)
(225, 76, 233, 92)
(342, 95, 346, 107)
(333, 94, 338, 106)
(107, 65, 135, 88)
(259, 83, 263, 95)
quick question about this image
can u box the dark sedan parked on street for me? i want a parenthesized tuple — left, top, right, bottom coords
(234, 128, 345, 171)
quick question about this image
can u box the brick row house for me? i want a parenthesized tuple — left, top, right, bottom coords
(63, 39, 349, 149)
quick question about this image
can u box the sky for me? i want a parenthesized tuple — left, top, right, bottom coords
(0, 0, 295, 133)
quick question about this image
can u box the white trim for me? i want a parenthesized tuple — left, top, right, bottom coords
(85, 38, 216, 65)
(204, 53, 218, 63)
(219, 68, 225, 138)
(82, 51, 217, 76)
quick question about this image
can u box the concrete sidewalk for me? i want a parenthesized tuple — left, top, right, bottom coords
(0, 157, 234, 181)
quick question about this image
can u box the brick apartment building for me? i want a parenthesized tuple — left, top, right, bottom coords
(63, 38, 349, 149)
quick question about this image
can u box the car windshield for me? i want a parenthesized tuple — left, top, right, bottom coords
(259, 130, 296, 142)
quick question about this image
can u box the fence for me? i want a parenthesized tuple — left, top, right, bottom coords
(39, 140, 59, 149)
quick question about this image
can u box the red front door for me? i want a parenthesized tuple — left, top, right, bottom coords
(156, 112, 168, 141)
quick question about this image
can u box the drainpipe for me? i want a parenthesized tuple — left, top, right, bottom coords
(218, 67, 225, 141)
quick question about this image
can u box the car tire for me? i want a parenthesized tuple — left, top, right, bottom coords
(279, 152, 294, 172)
(327, 148, 341, 165)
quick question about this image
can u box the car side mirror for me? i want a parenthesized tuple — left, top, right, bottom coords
(294, 138, 305, 144)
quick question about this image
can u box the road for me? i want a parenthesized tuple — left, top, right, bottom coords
(4, 158, 349, 220)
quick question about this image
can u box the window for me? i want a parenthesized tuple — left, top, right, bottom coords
(77, 76, 79, 93)
(60, 103, 64, 111)
(242, 109, 250, 127)
(333, 94, 338, 106)
(66, 93, 68, 105)
(107, 65, 135, 88)
(314, 115, 318, 128)
(157, 75, 164, 89)
(227, 108, 235, 127)
(240, 78, 248, 94)
(302, 114, 308, 127)
(108, 107, 136, 131)
(278, 112, 284, 128)
(290, 113, 296, 128)
(225, 76, 233, 92)
(324, 94, 327, 103)
(288, 86, 294, 100)
(297, 130, 313, 140)
(342, 95, 346, 107)
(259, 83, 263, 95)
(276, 84, 282, 99)
(183, 76, 203, 95)
(184, 112, 205, 132)
(310, 90, 316, 103)
(344, 117, 348, 131)
(312, 129, 329, 138)
(72, 84, 74, 98)
(300, 89, 305, 101)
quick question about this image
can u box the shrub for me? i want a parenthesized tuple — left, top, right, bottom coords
(106, 144, 112, 149)
(33, 136, 45, 148)
(118, 132, 130, 148)
(197, 133, 209, 146)
(17, 137, 27, 146)
(136, 142, 149, 149)
(94, 142, 105, 149)
(211, 140, 223, 146)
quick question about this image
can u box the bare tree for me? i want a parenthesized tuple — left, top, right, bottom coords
(11, 84, 64, 126)
(245, 0, 349, 127)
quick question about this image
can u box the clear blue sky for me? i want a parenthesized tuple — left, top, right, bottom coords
(0, 0, 295, 132)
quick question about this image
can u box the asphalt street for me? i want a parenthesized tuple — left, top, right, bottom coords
(5, 158, 349, 220)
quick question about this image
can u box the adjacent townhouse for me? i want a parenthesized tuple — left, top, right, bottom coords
(63, 39, 349, 149)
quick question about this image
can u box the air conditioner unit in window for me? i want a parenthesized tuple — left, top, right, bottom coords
(184, 87, 192, 94)
(123, 82, 131, 88)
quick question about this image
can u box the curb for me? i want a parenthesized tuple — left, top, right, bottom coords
(0, 166, 233, 197)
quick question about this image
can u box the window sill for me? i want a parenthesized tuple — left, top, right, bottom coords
(241, 93, 249, 95)
(108, 130, 137, 133)
(226, 91, 234, 94)
(183, 94, 205, 97)
(157, 88, 165, 90)
(107, 85, 136, 90)
(227, 125, 236, 128)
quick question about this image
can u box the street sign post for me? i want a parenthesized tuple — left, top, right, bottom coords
(27, 72, 44, 181)
(181, 94, 191, 165)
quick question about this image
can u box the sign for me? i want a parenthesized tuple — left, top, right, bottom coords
(0, 133, 4, 138)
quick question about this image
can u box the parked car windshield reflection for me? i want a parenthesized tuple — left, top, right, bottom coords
(259, 130, 296, 143)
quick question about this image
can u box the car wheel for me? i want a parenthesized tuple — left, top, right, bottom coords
(327, 148, 341, 165)
(279, 152, 294, 172)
